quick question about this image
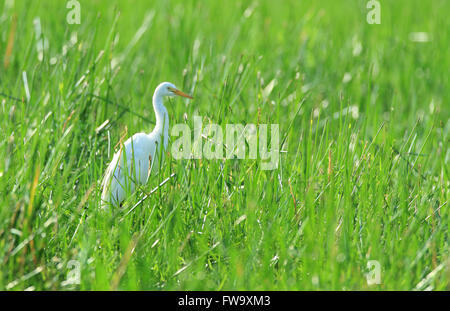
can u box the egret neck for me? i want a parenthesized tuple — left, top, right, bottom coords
(152, 89, 170, 150)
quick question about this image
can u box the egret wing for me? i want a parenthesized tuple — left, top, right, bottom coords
(101, 149, 123, 208)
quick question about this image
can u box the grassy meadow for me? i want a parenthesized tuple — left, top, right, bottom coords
(0, 0, 448, 290)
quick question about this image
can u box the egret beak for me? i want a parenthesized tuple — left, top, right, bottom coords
(169, 87, 193, 99)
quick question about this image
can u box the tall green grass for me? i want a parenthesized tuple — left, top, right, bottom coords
(0, 0, 448, 290)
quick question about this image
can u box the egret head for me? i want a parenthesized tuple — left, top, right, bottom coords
(155, 82, 193, 99)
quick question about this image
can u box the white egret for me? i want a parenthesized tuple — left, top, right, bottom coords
(101, 82, 192, 208)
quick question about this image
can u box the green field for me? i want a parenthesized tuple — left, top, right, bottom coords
(0, 0, 448, 290)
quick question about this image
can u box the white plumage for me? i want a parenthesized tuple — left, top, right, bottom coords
(101, 82, 192, 208)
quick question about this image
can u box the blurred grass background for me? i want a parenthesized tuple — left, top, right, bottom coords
(0, 0, 448, 290)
